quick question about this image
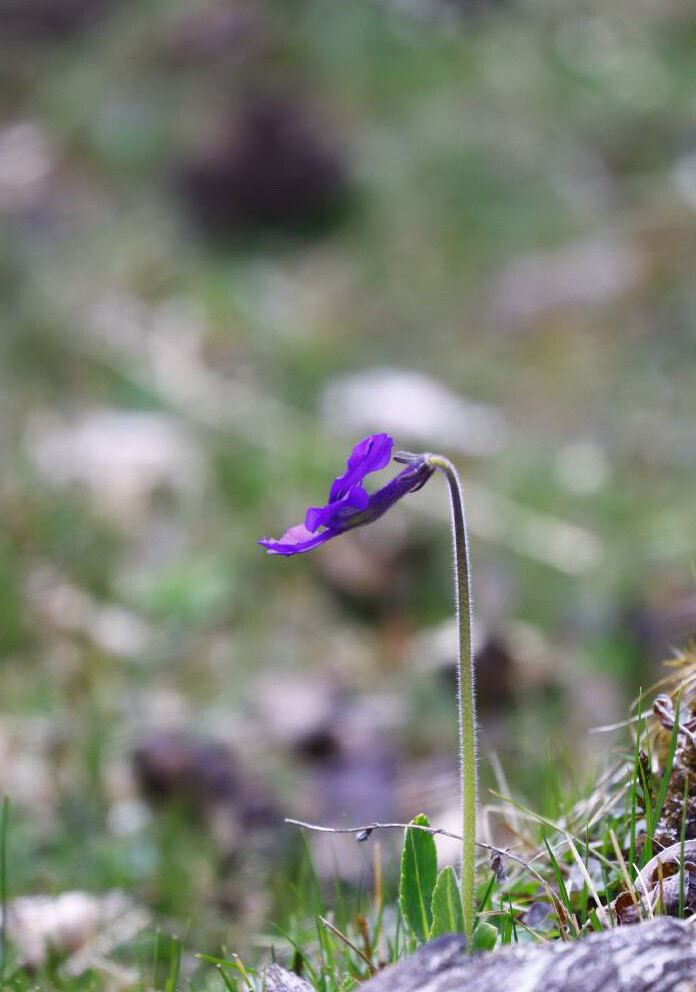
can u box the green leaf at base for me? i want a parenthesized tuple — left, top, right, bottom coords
(472, 921, 498, 952)
(399, 813, 437, 943)
(430, 865, 464, 938)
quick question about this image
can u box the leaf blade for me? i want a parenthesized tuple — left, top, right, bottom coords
(472, 921, 498, 951)
(399, 814, 437, 943)
(430, 866, 464, 938)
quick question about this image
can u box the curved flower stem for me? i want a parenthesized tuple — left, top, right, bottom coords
(426, 454, 477, 948)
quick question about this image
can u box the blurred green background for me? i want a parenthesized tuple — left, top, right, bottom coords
(0, 0, 695, 976)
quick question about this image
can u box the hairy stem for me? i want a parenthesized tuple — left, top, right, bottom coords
(427, 454, 477, 947)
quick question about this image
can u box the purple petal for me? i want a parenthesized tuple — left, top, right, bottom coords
(305, 484, 369, 532)
(328, 433, 393, 503)
(358, 458, 435, 522)
(258, 437, 435, 558)
(258, 523, 337, 556)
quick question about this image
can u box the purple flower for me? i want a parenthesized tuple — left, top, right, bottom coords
(258, 433, 434, 555)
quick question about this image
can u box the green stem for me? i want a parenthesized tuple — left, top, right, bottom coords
(0, 796, 8, 983)
(427, 455, 477, 947)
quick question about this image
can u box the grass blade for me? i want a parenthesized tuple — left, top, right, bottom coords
(164, 938, 182, 992)
(651, 693, 682, 830)
(543, 839, 580, 937)
(679, 774, 689, 918)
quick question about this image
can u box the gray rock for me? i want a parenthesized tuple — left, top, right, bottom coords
(263, 964, 314, 992)
(265, 918, 696, 991)
(359, 918, 696, 992)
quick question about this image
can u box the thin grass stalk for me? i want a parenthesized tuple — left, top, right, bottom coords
(679, 775, 689, 918)
(0, 797, 8, 984)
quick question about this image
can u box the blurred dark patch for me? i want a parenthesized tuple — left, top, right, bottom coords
(435, 635, 517, 711)
(316, 530, 437, 623)
(257, 677, 400, 828)
(133, 730, 278, 831)
(0, 0, 112, 39)
(442, 0, 511, 13)
(622, 594, 696, 675)
(472, 636, 517, 710)
(178, 94, 351, 242)
(160, 1, 262, 65)
(294, 726, 342, 763)
(134, 731, 284, 927)
(590, 115, 687, 176)
(285, 693, 400, 827)
(134, 731, 239, 809)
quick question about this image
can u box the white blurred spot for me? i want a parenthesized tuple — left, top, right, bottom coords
(85, 290, 302, 452)
(254, 676, 336, 746)
(321, 368, 506, 457)
(90, 604, 152, 657)
(410, 617, 485, 674)
(494, 238, 645, 324)
(107, 799, 151, 836)
(0, 122, 53, 207)
(0, 717, 60, 814)
(556, 441, 610, 495)
(1, 891, 148, 973)
(26, 565, 153, 657)
(26, 408, 206, 523)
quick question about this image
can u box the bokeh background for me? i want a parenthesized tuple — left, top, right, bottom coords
(1, 0, 695, 975)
